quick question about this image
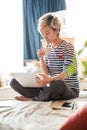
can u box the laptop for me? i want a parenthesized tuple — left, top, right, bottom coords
(10, 72, 42, 88)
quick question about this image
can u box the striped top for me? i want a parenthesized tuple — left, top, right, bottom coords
(44, 40, 79, 89)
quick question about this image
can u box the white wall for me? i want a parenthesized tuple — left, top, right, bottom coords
(0, 0, 23, 73)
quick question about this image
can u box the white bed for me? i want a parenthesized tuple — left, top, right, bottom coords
(0, 90, 87, 130)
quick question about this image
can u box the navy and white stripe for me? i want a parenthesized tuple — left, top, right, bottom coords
(44, 40, 79, 89)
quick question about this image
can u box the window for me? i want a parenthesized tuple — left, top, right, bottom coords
(66, 0, 87, 54)
(66, 0, 87, 79)
(0, 0, 23, 74)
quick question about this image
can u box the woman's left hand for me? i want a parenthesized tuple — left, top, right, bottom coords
(35, 73, 50, 87)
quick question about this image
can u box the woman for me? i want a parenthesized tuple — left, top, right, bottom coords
(10, 13, 79, 101)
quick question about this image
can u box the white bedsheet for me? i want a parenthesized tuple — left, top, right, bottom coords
(0, 100, 75, 130)
(0, 91, 87, 130)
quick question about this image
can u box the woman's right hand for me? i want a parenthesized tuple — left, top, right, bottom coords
(37, 48, 45, 59)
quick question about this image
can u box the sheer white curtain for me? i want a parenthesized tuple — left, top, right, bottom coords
(0, 0, 23, 73)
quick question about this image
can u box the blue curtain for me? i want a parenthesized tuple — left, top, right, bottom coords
(23, 0, 66, 60)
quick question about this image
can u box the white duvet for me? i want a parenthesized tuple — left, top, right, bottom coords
(0, 91, 87, 130)
(0, 100, 75, 130)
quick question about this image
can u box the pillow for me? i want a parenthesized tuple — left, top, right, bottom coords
(59, 104, 87, 130)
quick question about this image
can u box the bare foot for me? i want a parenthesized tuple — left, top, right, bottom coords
(15, 96, 33, 101)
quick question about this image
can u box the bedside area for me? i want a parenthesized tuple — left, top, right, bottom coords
(80, 80, 87, 90)
(0, 86, 20, 99)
